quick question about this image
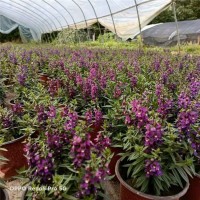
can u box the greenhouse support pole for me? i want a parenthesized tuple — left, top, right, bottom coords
(172, 0, 181, 53)
(105, 0, 117, 40)
(134, 0, 143, 47)
(72, 0, 90, 42)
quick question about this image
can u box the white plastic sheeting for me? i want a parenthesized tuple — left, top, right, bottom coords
(0, 15, 39, 42)
(0, 0, 172, 41)
(0, 15, 18, 34)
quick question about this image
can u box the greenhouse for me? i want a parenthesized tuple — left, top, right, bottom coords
(0, 0, 200, 200)
(141, 19, 200, 46)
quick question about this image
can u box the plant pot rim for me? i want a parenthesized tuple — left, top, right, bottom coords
(1, 188, 9, 200)
(1, 135, 27, 146)
(195, 173, 200, 179)
(115, 159, 189, 200)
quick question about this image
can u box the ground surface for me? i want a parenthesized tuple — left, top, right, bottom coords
(5, 179, 120, 200)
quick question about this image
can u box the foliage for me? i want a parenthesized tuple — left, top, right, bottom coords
(97, 32, 116, 43)
(0, 82, 6, 105)
(152, 0, 200, 24)
(0, 148, 8, 188)
(54, 28, 88, 45)
(0, 45, 199, 198)
(0, 28, 21, 43)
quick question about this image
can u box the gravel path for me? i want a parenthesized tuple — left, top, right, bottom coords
(5, 179, 26, 200)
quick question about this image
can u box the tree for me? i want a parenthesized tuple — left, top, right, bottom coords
(151, 0, 200, 24)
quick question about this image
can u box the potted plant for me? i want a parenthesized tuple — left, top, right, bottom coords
(0, 81, 6, 106)
(0, 148, 9, 200)
(20, 106, 111, 200)
(0, 105, 30, 179)
(177, 83, 200, 200)
(114, 96, 196, 200)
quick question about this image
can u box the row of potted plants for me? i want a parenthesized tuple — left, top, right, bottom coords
(0, 45, 199, 199)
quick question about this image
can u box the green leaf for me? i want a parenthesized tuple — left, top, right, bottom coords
(140, 177, 149, 192)
(176, 167, 189, 184)
(130, 161, 144, 177)
(172, 169, 183, 188)
(62, 194, 78, 200)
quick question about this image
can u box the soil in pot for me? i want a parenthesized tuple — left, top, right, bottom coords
(0, 189, 9, 200)
(115, 159, 189, 200)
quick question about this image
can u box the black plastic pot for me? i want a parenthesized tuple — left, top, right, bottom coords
(0, 189, 9, 200)
(115, 159, 189, 200)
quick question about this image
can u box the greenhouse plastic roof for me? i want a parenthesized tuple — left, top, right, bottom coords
(0, 0, 172, 41)
(141, 19, 200, 46)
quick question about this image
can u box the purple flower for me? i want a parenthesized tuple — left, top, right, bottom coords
(36, 105, 48, 122)
(17, 73, 26, 85)
(47, 106, 56, 119)
(162, 73, 168, 84)
(190, 80, 200, 98)
(125, 115, 132, 125)
(70, 134, 91, 168)
(157, 98, 173, 117)
(2, 117, 12, 128)
(131, 100, 149, 128)
(64, 111, 78, 134)
(178, 92, 191, 109)
(12, 103, 23, 115)
(94, 133, 111, 154)
(77, 167, 108, 198)
(154, 60, 160, 71)
(94, 109, 103, 126)
(9, 53, 17, 64)
(45, 132, 68, 155)
(48, 79, 61, 96)
(34, 155, 54, 184)
(61, 106, 69, 117)
(85, 110, 93, 124)
(91, 83, 98, 99)
(145, 159, 162, 177)
(76, 75, 83, 86)
(130, 76, 137, 87)
(155, 84, 163, 96)
(25, 142, 54, 184)
(114, 85, 122, 98)
(100, 75, 107, 89)
(145, 123, 163, 151)
(177, 111, 198, 132)
(117, 61, 124, 70)
(89, 68, 97, 78)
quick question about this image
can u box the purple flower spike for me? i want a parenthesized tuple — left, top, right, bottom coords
(47, 106, 56, 119)
(145, 159, 162, 177)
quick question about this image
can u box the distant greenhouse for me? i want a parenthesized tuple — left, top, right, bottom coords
(141, 19, 200, 46)
(0, 0, 172, 42)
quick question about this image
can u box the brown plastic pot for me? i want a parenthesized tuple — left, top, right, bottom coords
(39, 74, 49, 85)
(108, 146, 123, 178)
(115, 159, 189, 200)
(88, 123, 102, 143)
(0, 135, 28, 179)
(0, 189, 9, 200)
(181, 173, 200, 200)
